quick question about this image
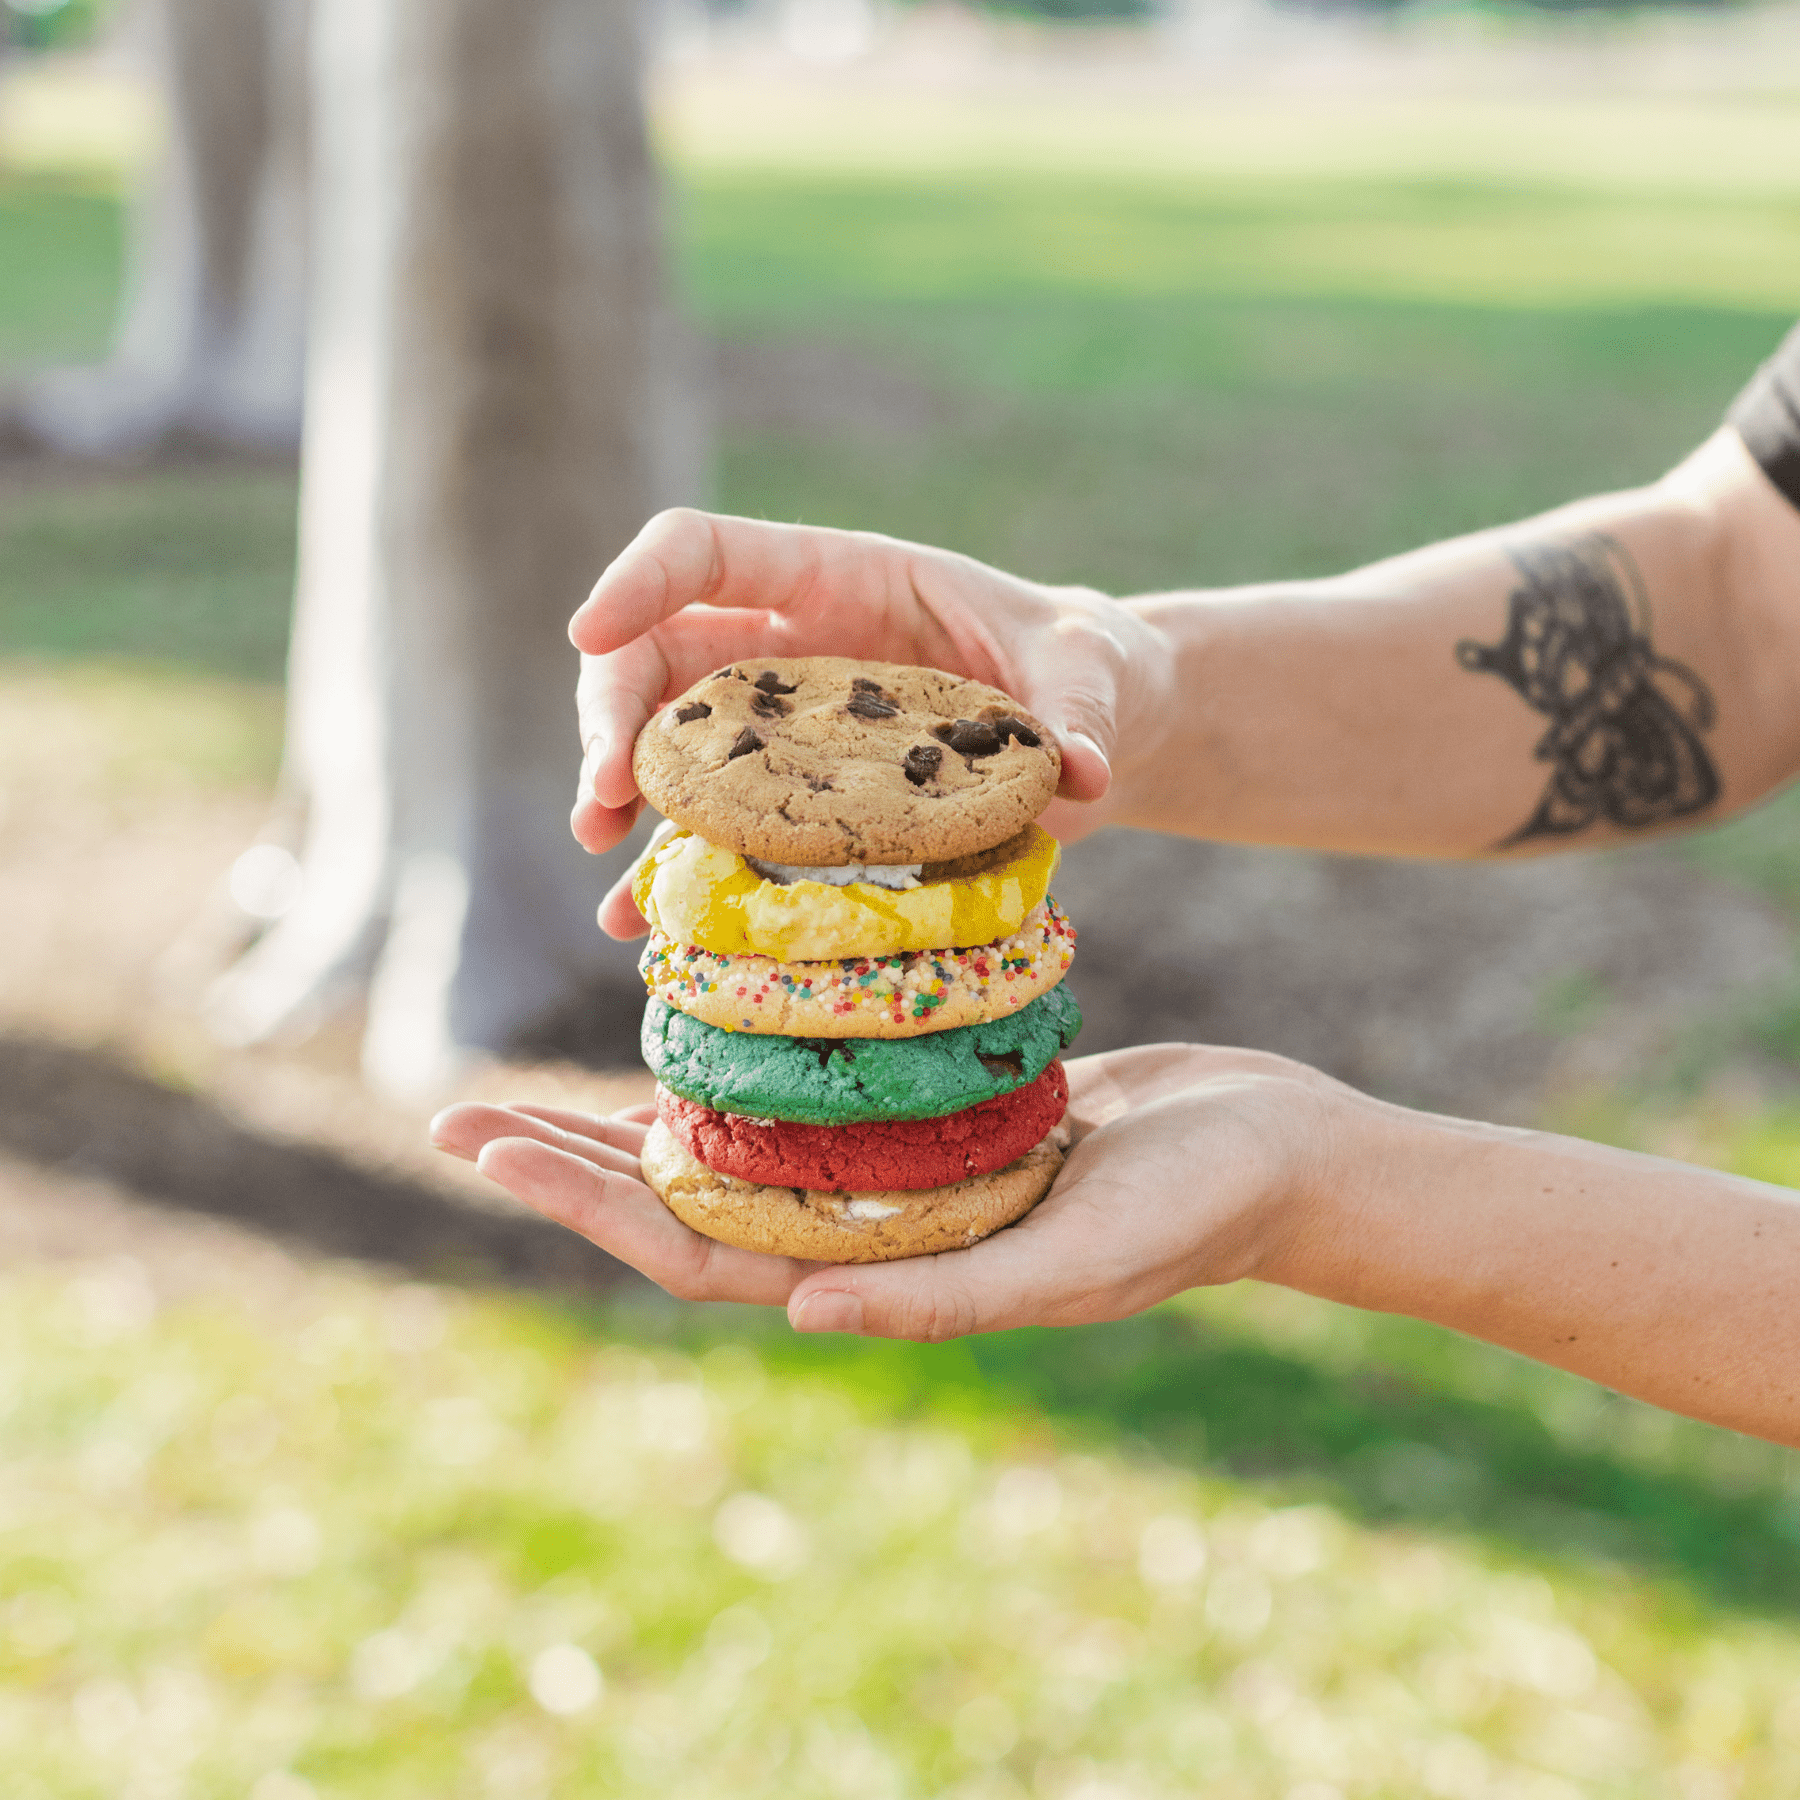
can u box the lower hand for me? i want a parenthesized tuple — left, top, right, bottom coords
(428, 1045, 1356, 1340)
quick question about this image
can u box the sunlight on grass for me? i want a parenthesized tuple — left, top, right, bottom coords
(664, 82, 1800, 313)
(0, 59, 161, 181)
(683, 170, 1800, 315)
(661, 79, 1800, 202)
(6, 1261, 1800, 1799)
(0, 659, 284, 799)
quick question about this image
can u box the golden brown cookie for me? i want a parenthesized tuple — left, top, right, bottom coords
(639, 1118, 1066, 1263)
(631, 657, 1060, 865)
(638, 898, 1076, 1037)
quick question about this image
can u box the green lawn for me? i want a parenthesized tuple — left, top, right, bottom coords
(8, 73, 1800, 1797)
(0, 181, 118, 367)
(9, 1265, 1800, 1798)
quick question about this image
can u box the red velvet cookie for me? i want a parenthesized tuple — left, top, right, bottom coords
(656, 1060, 1070, 1193)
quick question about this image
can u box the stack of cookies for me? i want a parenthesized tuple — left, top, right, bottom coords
(628, 656, 1081, 1263)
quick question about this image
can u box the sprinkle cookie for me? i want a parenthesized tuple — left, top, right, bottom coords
(640, 897, 1076, 1037)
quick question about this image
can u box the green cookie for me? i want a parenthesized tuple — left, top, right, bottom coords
(641, 985, 1082, 1125)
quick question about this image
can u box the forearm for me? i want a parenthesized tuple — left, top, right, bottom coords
(1267, 1095, 1800, 1444)
(1107, 429, 1800, 856)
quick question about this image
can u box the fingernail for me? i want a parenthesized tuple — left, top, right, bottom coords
(1067, 730, 1110, 772)
(792, 1291, 864, 1334)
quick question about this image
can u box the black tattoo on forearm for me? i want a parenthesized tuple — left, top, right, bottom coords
(1455, 533, 1718, 846)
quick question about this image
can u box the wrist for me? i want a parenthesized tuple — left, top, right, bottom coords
(1246, 1080, 1446, 1300)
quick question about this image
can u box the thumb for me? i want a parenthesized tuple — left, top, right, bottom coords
(1033, 676, 1114, 806)
(785, 1228, 1049, 1342)
(1054, 730, 1113, 806)
(1018, 631, 1127, 807)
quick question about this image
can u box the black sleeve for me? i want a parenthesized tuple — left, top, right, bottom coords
(1729, 322, 1800, 512)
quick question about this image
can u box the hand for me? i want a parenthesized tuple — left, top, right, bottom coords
(568, 509, 1172, 937)
(427, 1045, 1357, 1340)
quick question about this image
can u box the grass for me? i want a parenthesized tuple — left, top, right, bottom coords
(8, 1262, 1800, 1799)
(0, 470, 299, 679)
(673, 1291, 1800, 1620)
(0, 180, 118, 367)
(8, 65, 1800, 1797)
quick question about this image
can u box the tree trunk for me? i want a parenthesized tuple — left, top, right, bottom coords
(204, 0, 702, 1094)
(17, 0, 309, 454)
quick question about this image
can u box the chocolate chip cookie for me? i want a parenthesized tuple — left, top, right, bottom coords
(631, 658, 1061, 864)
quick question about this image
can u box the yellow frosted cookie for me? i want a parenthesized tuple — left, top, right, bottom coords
(639, 897, 1076, 1036)
(633, 823, 1060, 962)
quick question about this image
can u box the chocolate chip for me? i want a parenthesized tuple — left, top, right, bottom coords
(803, 774, 836, 793)
(750, 689, 792, 718)
(978, 1050, 1025, 1082)
(754, 671, 798, 695)
(993, 714, 1041, 748)
(850, 677, 886, 694)
(674, 701, 712, 724)
(726, 727, 762, 760)
(847, 693, 899, 720)
(935, 718, 1002, 757)
(903, 744, 943, 786)
(711, 667, 742, 680)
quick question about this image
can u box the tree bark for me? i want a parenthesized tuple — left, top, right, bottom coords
(204, 0, 702, 1093)
(17, 0, 309, 453)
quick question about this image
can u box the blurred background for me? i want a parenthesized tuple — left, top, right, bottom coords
(6, 0, 1800, 1792)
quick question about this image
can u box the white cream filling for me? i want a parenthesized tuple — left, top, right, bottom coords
(844, 1199, 904, 1220)
(744, 856, 922, 891)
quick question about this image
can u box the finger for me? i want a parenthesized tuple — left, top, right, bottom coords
(1038, 795, 1106, 846)
(1056, 733, 1113, 804)
(785, 1195, 1094, 1341)
(1073, 1042, 1309, 1103)
(1063, 1043, 1202, 1113)
(506, 1104, 652, 1155)
(429, 1103, 645, 1179)
(571, 509, 854, 657)
(1061, 1043, 1300, 1139)
(577, 602, 882, 814)
(570, 507, 725, 655)
(599, 870, 652, 939)
(592, 820, 672, 937)
(476, 1136, 812, 1304)
(572, 788, 643, 856)
(1025, 640, 1120, 803)
(577, 639, 668, 811)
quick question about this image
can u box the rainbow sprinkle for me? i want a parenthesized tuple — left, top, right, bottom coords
(639, 898, 1077, 1033)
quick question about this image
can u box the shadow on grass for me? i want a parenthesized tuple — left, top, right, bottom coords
(0, 1032, 639, 1295)
(626, 1304, 1800, 1622)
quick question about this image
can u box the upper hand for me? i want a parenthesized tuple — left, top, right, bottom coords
(428, 1044, 1354, 1340)
(569, 509, 1171, 934)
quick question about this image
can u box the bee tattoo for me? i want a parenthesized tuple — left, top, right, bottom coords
(1456, 533, 1719, 847)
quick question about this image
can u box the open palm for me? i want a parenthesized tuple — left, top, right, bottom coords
(430, 1044, 1338, 1339)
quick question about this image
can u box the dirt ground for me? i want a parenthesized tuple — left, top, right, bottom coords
(3, 337, 1796, 1300)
